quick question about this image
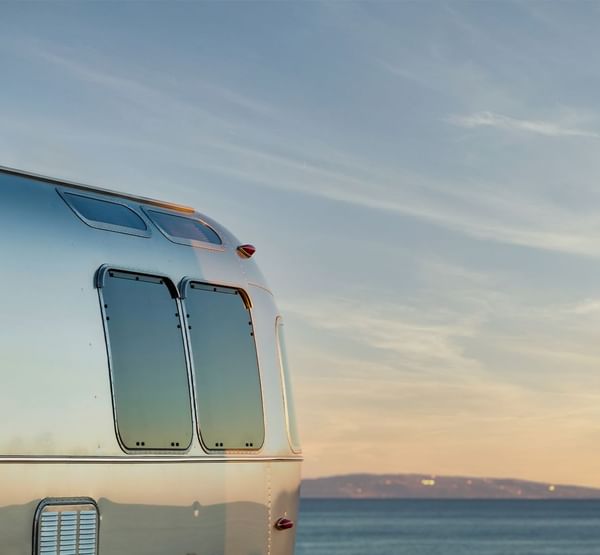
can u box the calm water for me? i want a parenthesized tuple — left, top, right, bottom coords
(296, 499, 600, 555)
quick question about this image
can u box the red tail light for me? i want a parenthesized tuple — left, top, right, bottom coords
(274, 517, 294, 530)
(237, 244, 256, 258)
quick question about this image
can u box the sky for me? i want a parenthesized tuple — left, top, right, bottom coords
(4, 1, 600, 486)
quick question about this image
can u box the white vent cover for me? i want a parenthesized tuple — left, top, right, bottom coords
(35, 499, 99, 555)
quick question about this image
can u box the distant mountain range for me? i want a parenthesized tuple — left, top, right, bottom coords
(301, 473, 600, 499)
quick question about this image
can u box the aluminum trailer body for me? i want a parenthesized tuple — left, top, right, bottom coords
(0, 167, 301, 555)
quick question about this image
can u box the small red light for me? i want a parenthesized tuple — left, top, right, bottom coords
(274, 517, 294, 530)
(237, 244, 256, 259)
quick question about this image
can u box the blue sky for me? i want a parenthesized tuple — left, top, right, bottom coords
(5, 2, 600, 485)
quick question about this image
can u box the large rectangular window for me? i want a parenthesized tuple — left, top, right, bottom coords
(99, 269, 193, 451)
(184, 283, 264, 450)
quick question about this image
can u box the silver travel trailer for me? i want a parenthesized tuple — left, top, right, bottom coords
(0, 167, 302, 555)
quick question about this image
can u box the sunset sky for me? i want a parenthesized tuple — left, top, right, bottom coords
(4, 2, 600, 486)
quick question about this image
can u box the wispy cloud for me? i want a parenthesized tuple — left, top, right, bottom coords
(11, 39, 600, 262)
(30, 44, 276, 128)
(448, 111, 600, 139)
(569, 298, 600, 315)
(282, 297, 485, 382)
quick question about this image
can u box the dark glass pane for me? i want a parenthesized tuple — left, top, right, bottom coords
(277, 319, 301, 452)
(66, 193, 147, 230)
(102, 272, 192, 450)
(185, 284, 264, 449)
(148, 210, 222, 245)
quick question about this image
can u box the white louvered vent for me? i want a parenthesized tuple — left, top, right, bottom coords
(36, 500, 98, 555)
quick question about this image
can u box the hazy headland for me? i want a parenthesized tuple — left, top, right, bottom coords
(301, 474, 600, 499)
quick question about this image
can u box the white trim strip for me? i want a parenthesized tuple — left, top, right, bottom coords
(0, 455, 303, 464)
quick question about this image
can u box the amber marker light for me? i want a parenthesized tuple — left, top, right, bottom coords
(237, 244, 256, 258)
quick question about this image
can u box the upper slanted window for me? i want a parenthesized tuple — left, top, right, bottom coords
(60, 191, 150, 237)
(98, 268, 193, 451)
(146, 209, 222, 247)
(183, 282, 264, 450)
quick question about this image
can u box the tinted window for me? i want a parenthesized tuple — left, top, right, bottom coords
(185, 283, 264, 449)
(147, 210, 222, 245)
(65, 193, 147, 231)
(101, 270, 193, 450)
(276, 318, 301, 452)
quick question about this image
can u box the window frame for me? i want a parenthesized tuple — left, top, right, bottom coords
(276, 316, 302, 454)
(96, 265, 194, 454)
(179, 277, 266, 452)
(143, 207, 225, 250)
(58, 188, 152, 238)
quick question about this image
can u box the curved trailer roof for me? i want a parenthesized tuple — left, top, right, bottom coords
(0, 165, 195, 213)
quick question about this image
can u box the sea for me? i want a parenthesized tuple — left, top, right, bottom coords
(295, 499, 600, 555)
